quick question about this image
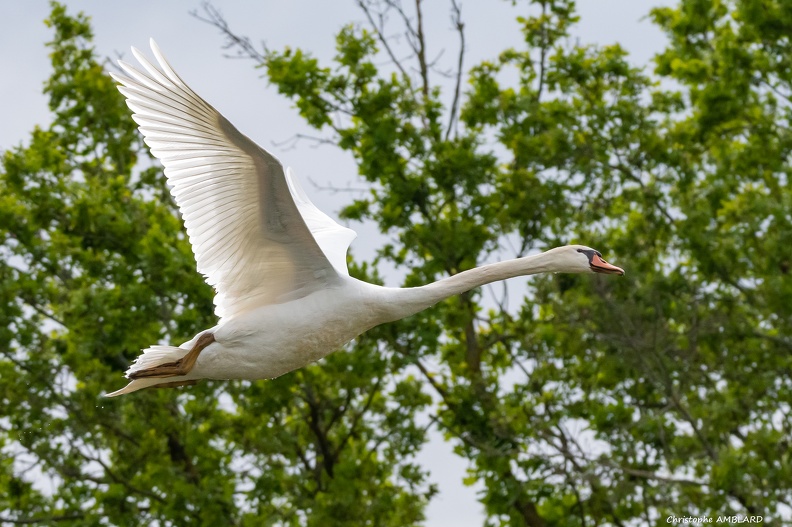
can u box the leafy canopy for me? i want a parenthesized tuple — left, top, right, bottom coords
(1, 0, 790, 526)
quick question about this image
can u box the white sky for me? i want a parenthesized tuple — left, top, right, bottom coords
(0, 1, 670, 525)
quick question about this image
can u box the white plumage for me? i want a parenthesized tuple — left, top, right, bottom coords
(106, 40, 623, 397)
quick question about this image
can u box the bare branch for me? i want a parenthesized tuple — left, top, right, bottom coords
(600, 460, 705, 487)
(384, 0, 421, 49)
(445, 0, 465, 141)
(536, 2, 548, 101)
(191, 2, 267, 62)
(306, 176, 370, 194)
(357, 0, 413, 83)
(378, 0, 429, 100)
(271, 133, 339, 152)
(413, 0, 430, 100)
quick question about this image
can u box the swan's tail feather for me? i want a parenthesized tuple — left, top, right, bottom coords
(104, 345, 188, 397)
(105, 377, 169, 397)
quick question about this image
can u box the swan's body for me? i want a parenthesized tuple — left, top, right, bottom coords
(105, 40, 623, 397)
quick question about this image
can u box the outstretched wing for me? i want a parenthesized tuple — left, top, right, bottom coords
(112, 39, 348, 321)
(285, 168, 356, 276)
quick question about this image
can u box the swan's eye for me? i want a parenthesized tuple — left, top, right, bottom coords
(576, 249, 583, 253)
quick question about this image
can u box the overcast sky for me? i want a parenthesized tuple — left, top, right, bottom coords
(1, 2, 671, 525)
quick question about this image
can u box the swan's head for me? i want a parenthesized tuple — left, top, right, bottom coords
(549, 245, 625, 275)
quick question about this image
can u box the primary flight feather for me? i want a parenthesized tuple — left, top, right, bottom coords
(106, 40, 624, 397)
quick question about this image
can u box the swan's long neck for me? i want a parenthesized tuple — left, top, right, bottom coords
(375, 248, 576, 322)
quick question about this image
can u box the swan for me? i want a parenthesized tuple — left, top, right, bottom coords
(105, 40, 624, 397)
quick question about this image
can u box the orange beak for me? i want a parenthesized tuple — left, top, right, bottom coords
(590, 254, 624, 275)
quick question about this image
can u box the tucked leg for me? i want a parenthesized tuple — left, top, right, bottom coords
(129, 332, 215, 379)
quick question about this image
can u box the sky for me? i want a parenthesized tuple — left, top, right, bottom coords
(1, 1, 671, 525)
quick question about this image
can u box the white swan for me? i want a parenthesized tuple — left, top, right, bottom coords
(105, 40, 624, 397)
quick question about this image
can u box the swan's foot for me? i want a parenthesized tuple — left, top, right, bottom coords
(129, 332, 215, 379)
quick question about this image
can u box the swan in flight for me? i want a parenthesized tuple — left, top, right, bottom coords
(105, 40, 624, 397)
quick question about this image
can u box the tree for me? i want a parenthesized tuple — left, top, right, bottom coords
(1, 4, 432, 526)
(203, 0, 792, 524)
(2, 0, 790, 526)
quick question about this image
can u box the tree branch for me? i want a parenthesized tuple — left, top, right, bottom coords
(191, 2, 267, 62)
(535, 2, 548, 101)
(0, 514, 84, 525)
(445, 0, 465, 141)
(357, 0, 413, 85)
(332, 377, 383, 460)
(413, 0, 430, 102)
(302, 384, 337, 478)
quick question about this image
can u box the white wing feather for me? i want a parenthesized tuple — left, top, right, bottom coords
(112, 39, 354, 321)
(285, 168, 356, 276)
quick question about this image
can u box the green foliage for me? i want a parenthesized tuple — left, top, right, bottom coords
(0, 3, 432, 526)
(260, 0, 792, 524)
(3, 0, 791, 525)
